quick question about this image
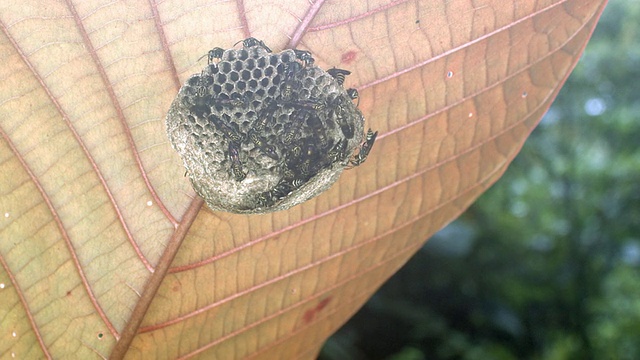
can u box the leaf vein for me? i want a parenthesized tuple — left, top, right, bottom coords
(0, 254, 52, 360)
(0, 125, 119, 340)
(359, 0, 571, 90)
(64, 0, 178, 230)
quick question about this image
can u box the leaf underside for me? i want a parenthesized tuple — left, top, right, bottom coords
(0, 0, 608, 359)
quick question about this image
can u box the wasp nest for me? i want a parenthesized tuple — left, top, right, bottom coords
(166, 38, 377, 213)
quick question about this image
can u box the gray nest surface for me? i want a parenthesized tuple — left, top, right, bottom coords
(166, 40, 374, 214)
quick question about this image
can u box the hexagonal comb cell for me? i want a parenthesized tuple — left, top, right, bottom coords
(166, 38, 377, 213)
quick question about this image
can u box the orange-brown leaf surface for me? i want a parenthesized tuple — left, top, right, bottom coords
(0, 0, 607, 358)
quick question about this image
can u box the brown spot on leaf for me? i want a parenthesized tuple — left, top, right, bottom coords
(316, 297, 331, 311)
(302, 296, 332, 324)
(341, 51, 357, 64)
(302, 308, 315, 324)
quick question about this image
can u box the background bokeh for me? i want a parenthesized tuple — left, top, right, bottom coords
(321, 1, 640, 359)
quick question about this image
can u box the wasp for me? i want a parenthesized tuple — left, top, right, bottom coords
(247, 129, 279, 160)
(280, 124, 298, 145)
(349, 128, 378, 167)
(293, 49, 314, 67)
(256, 180, 293, 207)
(327, 139, 347, 163)
(346, 88, 360, 107)
(281, 61, 302, 100)
(281, 121, 303, 145)
(302, 141, 320, 160)
(291, 178, 305, 189)
(256, 191, 275, 208)
(254, 101, 279, 132)
(198, 47, 225, 64)
(234, 37, 272, 52)
(197, 86, 208, 97)
(253, 112, 271, 133)
(209, 115, 243, 144)
(272, 180, 294, 199)
(295, 142, 323, 177)
(213, 92, 252, 109)
(282, 166, 297, 181)
(306, 114, 329, 149)
(327, 68, 351, 86)
(295, 156, 322, 180)
(285, 61, 302, 78)
(228, 142, 246, 181)
(280, 109, 308, 145)
(330, 97, 354, 139)
(339, 121, 354, 139)
(291, 99, 327, 113)
(287, 143, 303, 161)
(296, 158, 313, 178)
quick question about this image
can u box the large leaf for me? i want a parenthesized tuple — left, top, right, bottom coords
(0, 0, 607, 358)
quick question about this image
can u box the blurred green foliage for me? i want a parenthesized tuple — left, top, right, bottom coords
(321, 1, 640, 359)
